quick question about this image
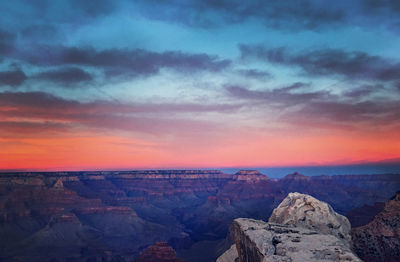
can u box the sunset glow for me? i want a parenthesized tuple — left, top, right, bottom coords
(1, 1, 400, 171)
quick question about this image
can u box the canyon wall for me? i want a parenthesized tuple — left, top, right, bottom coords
(0, 170, 398, 261)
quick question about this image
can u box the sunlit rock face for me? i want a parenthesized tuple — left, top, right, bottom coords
(268, 192, 352, 242)
(352, 192, 400, 262)
(235, 170, 269, 182)
(135, 242, 186, 262)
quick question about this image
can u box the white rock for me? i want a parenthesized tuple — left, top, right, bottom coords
(269, 192, 351, 242)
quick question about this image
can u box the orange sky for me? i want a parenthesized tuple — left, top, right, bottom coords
(2, 126, 400, 171)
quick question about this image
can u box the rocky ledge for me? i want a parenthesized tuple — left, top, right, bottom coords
(218, 192, 361, 262)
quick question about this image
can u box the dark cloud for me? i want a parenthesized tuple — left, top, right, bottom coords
(0, 69, 27, 87)
(225, 82, 327, 106)
(291, 100, 400, 125)
(0, 30, 15, 56)
(23, 46, 230, 78)
(71, 0, 115, 17)
(237, 69, 271, 79)
(138, 0, 344, 30)
(343, 84, 379, 99)
(23, 0, 115, 20)
(225, 83, 400, 128)
(363, 0, 400, 14)
(0, 91, 242, 134)
(240, 44, 400, 82)
(20, 24, 62, 43)
(34, 68, 93, 84)
(0, 121, 68, 134)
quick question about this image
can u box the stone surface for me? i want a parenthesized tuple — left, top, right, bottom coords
(352, 191, 400, 262)
(217, 244, 238, 262)
(269, 192, 351, 242)
(232, 218, 361, 262)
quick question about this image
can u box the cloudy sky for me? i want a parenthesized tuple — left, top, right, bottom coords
(1, 0, 400, 170)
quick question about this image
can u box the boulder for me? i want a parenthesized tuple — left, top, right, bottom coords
(269, 192, 351, 242)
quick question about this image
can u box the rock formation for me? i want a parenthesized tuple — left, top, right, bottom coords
(135, 242, 186, 262)
(268, 192, 352, 242)
(0, 171, 398, 261)
(232, 218, 361, 262)
(218, 192, 361, 262)
(352, 191, 400, 262)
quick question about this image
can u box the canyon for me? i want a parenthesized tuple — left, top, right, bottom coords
(0, 170, 398, 261)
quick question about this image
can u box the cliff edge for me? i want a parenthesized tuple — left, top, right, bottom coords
(352, 191, 400, 262)
(218, 192, 361, 262)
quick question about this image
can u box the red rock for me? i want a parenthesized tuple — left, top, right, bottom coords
(135, 242, 186, 262)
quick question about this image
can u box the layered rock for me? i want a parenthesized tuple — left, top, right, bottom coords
(352, 191, 400, 262)
(268, 192, 352, 242)
(135, 242, 186, 262)
(235, 170, 269, 182)
(0, 171, 398, 261)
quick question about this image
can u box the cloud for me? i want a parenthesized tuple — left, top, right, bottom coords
(240, 44, 400, 82)
(0, 69, 27, 87)
(342, 84, 379, 99)
(290, 100, 400, 125)
(224, 82, 400, 128)
(0, 30, 15, 56)
(0, 121, 68, 134)
(137, 0, 344, 30)
(225, 82, 328, 106)
(22, 46, 230, 78)
(34, 68, 93, 84)
(0, 91, 242, 134)
(237, 69, 271, 79)
(22, 0, 116, 20)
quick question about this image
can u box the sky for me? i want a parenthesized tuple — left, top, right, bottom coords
(1, 0, 400, 171)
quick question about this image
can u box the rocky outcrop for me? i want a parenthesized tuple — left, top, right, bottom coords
(231, 218, 361, 262)
(269, 192, 352, 242)
(135, 242, 186, 262)
(218, 193, 361, 262)
(235, 170, 269, 182)
(352, 191, 400, 262)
